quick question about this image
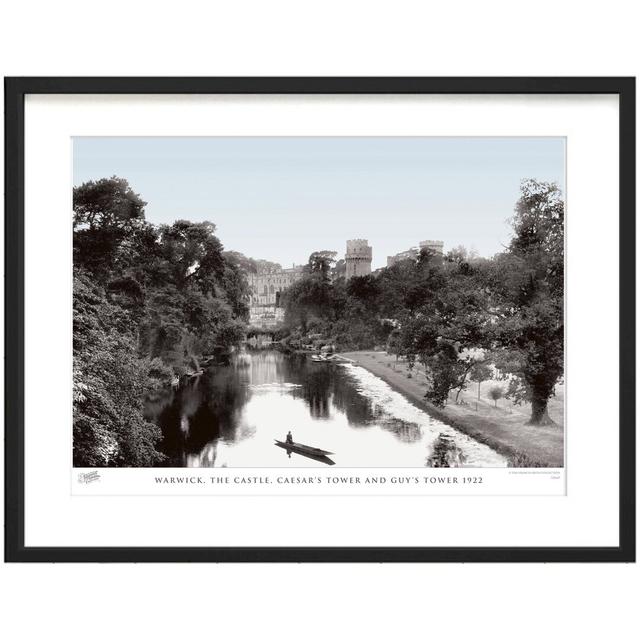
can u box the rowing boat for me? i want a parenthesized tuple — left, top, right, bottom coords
(274, 440, 334, 458)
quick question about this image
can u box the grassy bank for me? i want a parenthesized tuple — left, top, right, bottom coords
(340, 351, 564, 467)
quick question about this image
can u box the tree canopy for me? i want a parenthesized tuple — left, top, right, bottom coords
(282, 179, 564, 425)
(73, 177, 249, 466)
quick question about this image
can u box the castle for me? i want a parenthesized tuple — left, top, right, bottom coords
(345, 239, 372, 280)
(247, 264, 304, 328)
(387, 239, 444, 267)
(247, 237, 444, 328)
(247, 264, 304, 307)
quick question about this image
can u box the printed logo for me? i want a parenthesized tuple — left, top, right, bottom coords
(78, 470, 101, 484)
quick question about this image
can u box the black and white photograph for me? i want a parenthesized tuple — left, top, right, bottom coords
(72, 136, 565, 471)
(5, 75, 633, 565)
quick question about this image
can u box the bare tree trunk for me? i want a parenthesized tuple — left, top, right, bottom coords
(527, 396, 555, 426)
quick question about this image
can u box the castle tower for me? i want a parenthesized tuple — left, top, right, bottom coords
(345, 239, 372, 280)
(419, 240, 444, 258)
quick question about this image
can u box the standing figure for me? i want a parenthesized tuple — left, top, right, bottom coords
(286, 430, 293, 444)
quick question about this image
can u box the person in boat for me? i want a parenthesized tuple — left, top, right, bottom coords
(286, 430, 293, 445)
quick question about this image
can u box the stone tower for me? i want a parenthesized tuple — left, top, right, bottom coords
(345, 239, 372, 280)
(419, 239, 444, 257)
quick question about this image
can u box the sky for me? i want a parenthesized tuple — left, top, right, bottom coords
(73, 137, 565, 269)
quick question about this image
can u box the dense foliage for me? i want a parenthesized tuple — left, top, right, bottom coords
(490, 180, 564, 424)
(73, 177, 249, 466)
(283, 179, 564, 425)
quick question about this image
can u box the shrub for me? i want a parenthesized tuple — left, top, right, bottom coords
(488, 385, 504, 407)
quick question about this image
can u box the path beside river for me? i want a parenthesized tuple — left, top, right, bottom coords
(339, 351, 564, 467)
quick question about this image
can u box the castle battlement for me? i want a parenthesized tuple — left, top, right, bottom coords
(387, 239, 444, 267)
(346, 239, 372, 256)
(419, 239, 444, 255)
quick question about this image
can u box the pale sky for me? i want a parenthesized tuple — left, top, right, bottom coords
(73, 137, 565, 269)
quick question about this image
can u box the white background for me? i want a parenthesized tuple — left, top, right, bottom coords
(25, 94, 603, 547)
(1, 2, 638, 639)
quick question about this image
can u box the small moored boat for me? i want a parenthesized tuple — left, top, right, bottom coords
(311, 354, 335, 362)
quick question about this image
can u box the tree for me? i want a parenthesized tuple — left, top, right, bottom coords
(73, 178, 251, 465)
(222, 250, 258, 273)
(454, 347, 487, 403)
(492, 179, 564, 425)
(346, 274, 380, 303)
(283, 274, 331, 332)
(133, 219, 247, 369)
(387, 328, 402, 361)
(391, 255, 495, 407)
(73, 272, 164, 466)
(283, 252, 342, 332)
(332, 258, 347, 279)
(423, 340, 462, 406)
(307, 250, 337, 280)
(156, 220, 225, 292)
(254, 259, 282, 273)
(73, 176, 147, 230)
(446, 245, 480, 265)
(417, 342, 487, 408)
(488, 385, 503, 408)
(469, 360, 492, 400)
(73, 177, 147, 280)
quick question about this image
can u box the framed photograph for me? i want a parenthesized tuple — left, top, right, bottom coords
(4, 77, 635, 562)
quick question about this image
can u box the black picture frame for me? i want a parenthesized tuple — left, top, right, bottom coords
(4, 77, 636, 563)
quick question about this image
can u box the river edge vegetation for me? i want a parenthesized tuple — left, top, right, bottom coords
(73, 177, 249, 466)
(73, 176, 563, 468)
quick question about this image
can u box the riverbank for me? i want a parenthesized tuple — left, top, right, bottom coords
(339, 351, 564, 467)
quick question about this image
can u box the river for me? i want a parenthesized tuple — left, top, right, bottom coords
(145, 350, 506, 468)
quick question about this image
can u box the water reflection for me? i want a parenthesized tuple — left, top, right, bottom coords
(145, 350, 506, 468)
